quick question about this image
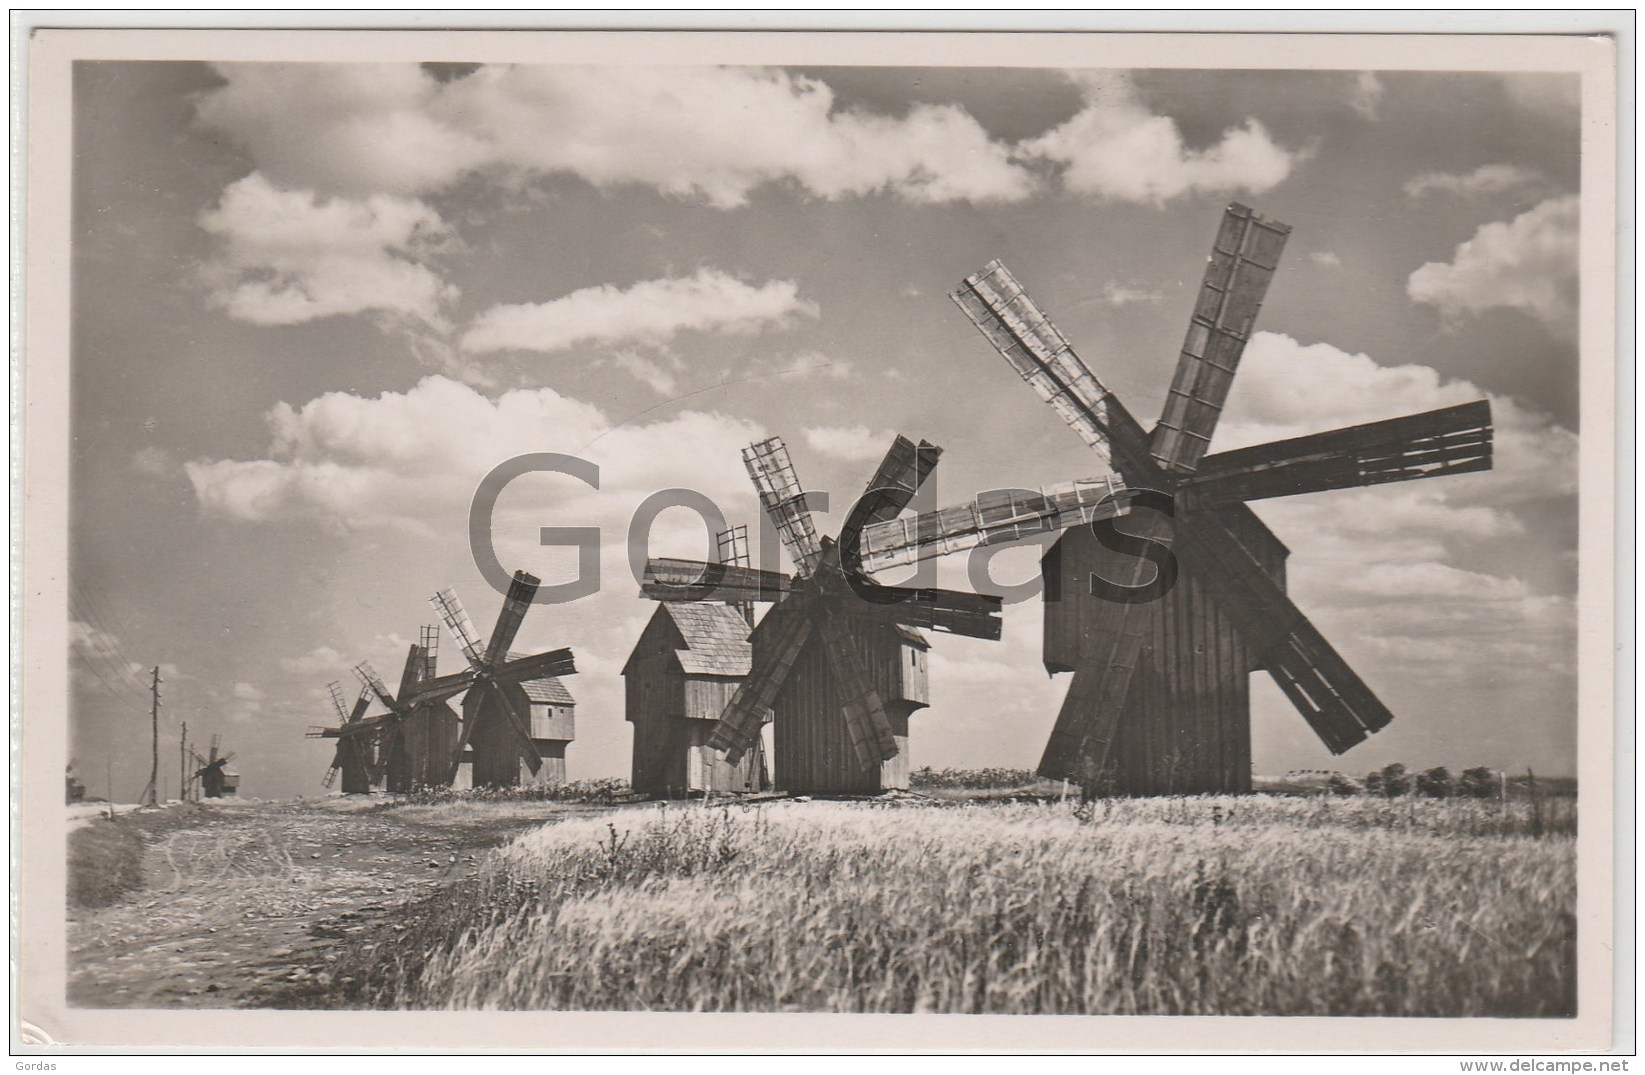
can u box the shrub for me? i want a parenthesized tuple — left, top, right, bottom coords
(1459, 767, 1499, 799)
(1417, 767, 1454, 799)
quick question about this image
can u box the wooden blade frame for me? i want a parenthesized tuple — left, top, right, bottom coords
(641, 558, 792, 604)
(837, 436, 943, 556)
(397, 644, 426, 702)
(816, 612, 899, 767)
(1180, 400, 1494, 506)
(743, 437, 823, 579)
(430, 588, 486, 668)
(493, 647, 577, 684)
(845, 584, 1004, 641)
(709, 599, 813, 763)
(354, 660, 397, 711)
(1150, 204, 1292, 474)
(855, 474, 1132, 574)
(483, 570, 540, 667)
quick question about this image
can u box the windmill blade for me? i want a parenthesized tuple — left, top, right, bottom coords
(708, 599, 814, 763)
(1173, 507, 1392, 752)
(641, 558, 793, 604)
(218, 751, 236, 765)
(482, 678, 545, 776)
(430, 587, 487, 668)
(348, 685, 373, 723)
(482, 570, 540, 667)
(1036, 664, 1130, 784)
(853, 436, 944, 527)
(402, 666, 478, 708)
(951, 261, 1126, 469)
(354, 661, 397, 710)
(845, 584, 1004, 641)
(815, 612, 900, 767)
(493, 647, 577, 685)
(327, 681, 350, 723)
(397, 643, 427, 700)
(1150, 204, 1292, 474)
(1179, 400, 1495, 506)
(743, 437, 824, 578)
(854, 474, 1132, 574)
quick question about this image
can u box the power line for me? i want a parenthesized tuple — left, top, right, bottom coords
(67, 581, 151, 693)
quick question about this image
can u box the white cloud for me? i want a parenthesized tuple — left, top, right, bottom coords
(184, 374, 767, 542)
(1350, 72, 1384, 121)
(232, 681, 266, 702)
(1100, 281, 1164, 306)
(1406, 195, 1578, 341)
(197, 63, 1035, 208)
(1403, 163, 1543, 199)
(131, 446, 176, 477)
(198, 173, 455, 329)
(281, 645, 346, 676)
(1309, 251, 1342, 269)
(462, 269, 816, 355)
(802, 425, 895, 463)
(1020, 71, 1304, 206)
(608, 351, 681, 395)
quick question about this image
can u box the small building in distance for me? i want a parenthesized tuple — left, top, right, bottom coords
(623, 602, 768, 797)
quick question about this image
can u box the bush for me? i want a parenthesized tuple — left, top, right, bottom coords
(909, 767, 1039, 790)
(1417, 767, 1454, 799)
(1326, 773, 1359, 797)
(68, 820, 145, 909)
(1459, 767, 1499, 799)
(1373, 763, 1411, 798)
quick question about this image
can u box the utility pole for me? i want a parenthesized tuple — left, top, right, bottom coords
(179, 721, 188, 804)
(144, 666, 161, 807)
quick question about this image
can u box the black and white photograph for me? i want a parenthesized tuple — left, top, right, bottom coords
(16, 21, 1624, 1054)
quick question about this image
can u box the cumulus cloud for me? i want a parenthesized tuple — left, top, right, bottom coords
(1099, 281, 1164, 306)
(281, 645, 347, 676)
(802, 425, 897, 462)
(1407, 196, 1578, 341)
(131, 446, 176, 477)
(1403, 163, 1544, 199)
(1309, 251, 1342, 269)
(1021, 71, 1305, 206)
(462, 269, 817, 356)
(1349, 72, 1384, 121)
(196, 63, 1035, 208)
(198, 173, 456, 329)
(184, 375, 768, 553)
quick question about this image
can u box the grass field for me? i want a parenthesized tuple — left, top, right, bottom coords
(329, 793, 1576, 1016)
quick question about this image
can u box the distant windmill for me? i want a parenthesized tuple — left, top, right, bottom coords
(644, 435, 1131, 793)
(350, 626, 461, 792)
(951, 202, 1494, 794)
(424, 570, 579, 788)
(191, 735, 238, 798)
(307, 680, 385, 793)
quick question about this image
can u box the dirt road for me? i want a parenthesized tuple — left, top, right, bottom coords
(67, 797, 579, 1009)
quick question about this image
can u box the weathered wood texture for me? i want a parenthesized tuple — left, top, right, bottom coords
(623, 603, 766, 796)
(771, 623, 928, 794)
(1042, 503, 1287, 795)
(386, 701, 460, 791)
(467, 680, 575, 789)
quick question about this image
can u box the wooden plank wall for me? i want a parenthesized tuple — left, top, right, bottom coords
(1047, 501, 1288, 794)
(387, 702, 460, 791)
(519, 741, 568, 787)
(772, 624, 920, 794)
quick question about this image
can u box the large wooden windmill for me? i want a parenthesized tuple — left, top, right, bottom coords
(643, 435, 1132, 793)
(423, 570, 578, 789)
(950, 202, 1495, 795)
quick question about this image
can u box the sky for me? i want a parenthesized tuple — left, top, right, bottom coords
(67, 61, 1583, 801)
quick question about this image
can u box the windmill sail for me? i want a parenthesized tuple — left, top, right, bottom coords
(709, 601, 812, 762)
(483, 571, 539, 666)
(430, 588, 486, 667)
(1150, 204, 1292, 475)
(743, 437, 824, 578)
(641, 558, 793, 604)
(855, 475, 1131, 574)
(852, 436, 943, 528)
(816, 612, 899, 766)
(1181, 400, 1494, 505)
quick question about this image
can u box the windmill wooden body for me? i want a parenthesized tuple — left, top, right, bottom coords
(951, 203, 1495, 795)
(423, 570, 578, 789)
(308, 679, 387, 793)
(643, 435, 1131, 794)
(192, 735, 238, 798)
(352, 628, 461, 792)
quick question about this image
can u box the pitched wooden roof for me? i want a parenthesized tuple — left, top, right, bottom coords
(662, 603, 754, 677)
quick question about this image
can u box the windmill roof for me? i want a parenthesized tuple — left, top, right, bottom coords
(662, 603, 754, 677)
(505, 652, 577, 706)
(892, 624, 929, 650)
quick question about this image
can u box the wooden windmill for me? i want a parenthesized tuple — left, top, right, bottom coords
(191, 735, 238, 798)
(423, 570, 578, 789)
(950, 202, 1495, 794)
(307, 680, 386, 793)
(351, 626, 460, 792)
(624, 525, 769, 797)
(643, 435, 1132, 794)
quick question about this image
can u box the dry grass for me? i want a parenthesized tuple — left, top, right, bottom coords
(67, 820, 146, 909)
(338, 795, 1576, 1016)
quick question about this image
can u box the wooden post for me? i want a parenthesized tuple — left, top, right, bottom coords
(145, 666, 161, 807)
(179, 721, 188, 803)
